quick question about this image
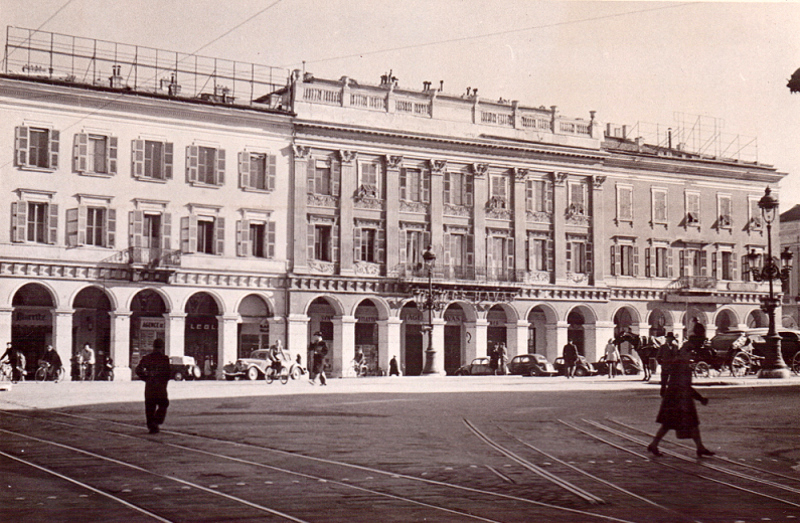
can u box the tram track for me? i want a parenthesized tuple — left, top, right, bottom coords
(0, 410, 641, 523)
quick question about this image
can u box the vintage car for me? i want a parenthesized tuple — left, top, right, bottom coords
(169, 355, 202, 381)
(553, 355, 599, 376)
(594, 354, 642, 376)
(508, 354, 558, 376)
(452, 357, 494, 376)
(223, 349, 273, 380)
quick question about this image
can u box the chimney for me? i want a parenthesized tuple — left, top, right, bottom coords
(439, 80, 444, 91)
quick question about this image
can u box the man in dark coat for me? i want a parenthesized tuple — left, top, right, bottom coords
(562, 341, 579, 378)
(308, 332, 328, 386)
(136, 339, 171, 434)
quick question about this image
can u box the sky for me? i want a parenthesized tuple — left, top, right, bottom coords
(2, 0, 800, 210)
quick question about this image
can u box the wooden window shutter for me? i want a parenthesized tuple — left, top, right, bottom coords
(332, 222, 340, 263)
(465, 175, 473, 207)
(711, 252, 718, 279)
(353, 227, 362, 262)
(130, 210, 143, 248)
(181, 215, 198, 253)
(238, 152, 250, 189)
(307, 159, 316, 194)
(486, 237, 494, 271)
(545, 182, 554, 213)
(525, 180, 533, 212)
(66, 208, 79, 247)
(609, 245, 616, 276)
(132, 139, 145, 177)
(399, 168, 407, 200)
(236, 220, 249, 257)
(443, 233, 451, 267)
(76, 205, 87, 246)
(633, 246, 639, 277)
(331, 160, 340, 196)
(700, 250, 707, 276)
(731, 252, 737, 281)
(266, 221, 276, 259)
(15, 126, 29, 167)
(108, 136, 118, 174)
(466, 234, 474, 268)
(267, 154, 276, 191)
(678, 249, 685, 277)
(376, 228, 385, 264)
(668, 248, 674, 278)
(216, 148, 226, 186)
(422, 230, 431, 252)
(12, 202, 26, 242)
(186, 146, 198, 183)
(645, 248, 651, 278)
(74, 133, 88, 172)
(48, 204, 58, 244)
(443, 172, 451, 204)
(566, 242, 572, 273)
(106, 208, 116, 248)
(162, 212, 172, 249)
(214, 217, 225, 255)
(507, 238, 515, 273)
(546, 237, 554, 272)
(308, 223, 316, 260)
(422, 168, 431, 203)
(585, 241, 593, 274)
(50, 130, 59, 168)
(163, 142, 173, 180)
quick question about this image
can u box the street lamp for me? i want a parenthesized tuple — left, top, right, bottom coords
(420, 245, 440, 375)
(746, 187, 792, 378)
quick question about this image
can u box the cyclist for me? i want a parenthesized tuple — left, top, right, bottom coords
(1, 342, 26, 382)
(40, 345, 63, 381)
(268, 339, 289, 377)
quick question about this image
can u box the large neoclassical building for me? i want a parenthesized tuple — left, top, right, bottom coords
(0, 29, 785, 379)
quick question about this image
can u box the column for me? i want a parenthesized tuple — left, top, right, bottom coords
(217, 314, 239, 379)
(472, 164, 488, 280)
(513, 168, 528, 279)
(378, 317, 402, 375)
(593, 321, 616, 362)
(287, 314, 310, 368)
(268, 316, 286, 351)
(591, 175, 607, 286)
(470, 318, 489, 358)
(430, 160, 445, 265)
(164, 312, 186, 357)
(553, 172, 568, 285)
(53, 309, 73, 373)
(0, 308, 12, 352)
(385, 156, 402, 276)
(334, 315, 357, 378)
(292, 145, 311, 272)
(507, 319, 530, 359)
(550, 321, 569, 363)
(429, 317, 446, 376)
(109, 311, 132, 381)
(338, 150, 357, 275)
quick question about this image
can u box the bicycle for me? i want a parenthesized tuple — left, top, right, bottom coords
(35, 361, 65, 382)
(265, 361, 291, 384)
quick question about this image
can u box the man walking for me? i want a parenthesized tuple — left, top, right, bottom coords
(308, 332, 328, 386)
(562, 340, 579, 378)
(81, 343, 95, 381)
(135, 339, 171, 434)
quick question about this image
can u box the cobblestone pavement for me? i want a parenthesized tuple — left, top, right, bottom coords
(1, 374, 799, 523)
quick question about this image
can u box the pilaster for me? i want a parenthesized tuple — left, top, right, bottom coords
(110, 311, 132, 381)
(292, 145, 311, 272)
(287, 314, 310, 367)
(217, 314, 240, 379)
(429, 317, 447, 376)
(594, 321, 616, 362)
(379, 317, 402, 374)
(513, 168, 528, 275)
(591, 175, 607, 286)
(551, 321, 569, 363)
(334, 315, 357, 378)
(553, 172, 568, 285)
(338, 150, 357, 275)
(165, 312, 186, 357)
(508, 319, 530, 359)
(385, 155, 402, 276)
(472, 163, 489, 278)
(430, 160, 445, 263)
(470, 318, 489, 358)
(0, 308, 12, 354)
(53, 309, 74, 372)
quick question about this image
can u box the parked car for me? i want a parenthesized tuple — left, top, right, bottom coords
(594, 354, 642, 376)
(710, 328, 800, 374)
(553, 355, 599, 376)
(508, 354, 558, 376)
(169, 355, 202, 381)
(223, 349, 273, 380)
(453, 357, 493, 376)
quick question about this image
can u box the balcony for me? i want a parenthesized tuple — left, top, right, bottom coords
(669, 276, 717, 291)
(127, 247, 181, 268)
(395, 264, 525, 283)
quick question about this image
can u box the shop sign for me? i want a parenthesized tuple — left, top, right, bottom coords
(13, 309, 51, 326)
(140, 318, 165, 330)
(187, 318, 218, 330)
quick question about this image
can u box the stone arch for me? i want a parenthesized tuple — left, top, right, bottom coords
(182, 290, 225, 316)
(10, 282, 58, 375)
(566, 305, 598, 357)
(526, 303, 558, 357)
(71, 286, 115, 373)
(126, 287, 172, 313)
(303, 294, 346, 318)
(350, 296, 391, 321)
(611, 305, 642, 336)
(10, 281, 58, 309)
(713, 308, 739, 334)
(647, 308, 674, 337)
(237, 294, 274, 358)
(746, 308, 768, 328)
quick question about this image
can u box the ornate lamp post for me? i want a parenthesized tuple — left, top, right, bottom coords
(745, 187, 793, 378)
(419, 246, 441, 375)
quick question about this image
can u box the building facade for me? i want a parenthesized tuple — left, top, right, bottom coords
(780, 205, 800, 328)
(0, 29, 787, 379)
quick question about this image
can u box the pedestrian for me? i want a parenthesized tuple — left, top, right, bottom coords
(604, 338, 620, 378)
(657, 332, 679, 377)
(135, 338, 171, 434)
(496, 343, 508, 375)
(562, 340, 579, 378)
(489, 343, 499, 374)
(308, 332, 328, 386)
(648, 342, 715, 458)
(81, 343, 95, 381)
(389, 355, 400, 376)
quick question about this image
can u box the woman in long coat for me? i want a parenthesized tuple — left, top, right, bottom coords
(648, 343, 715, 458)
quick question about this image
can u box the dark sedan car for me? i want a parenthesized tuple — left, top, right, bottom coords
(508, 354, 558, 376)
(594, 354, 642, 376)
(453, 357, 493, 376)
(553, 355, 599, 376)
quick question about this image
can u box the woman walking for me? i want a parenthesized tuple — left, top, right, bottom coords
(604, 339, 620, 378)
(648, 340, 715, 458)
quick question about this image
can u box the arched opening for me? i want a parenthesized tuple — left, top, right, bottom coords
(400, 302, 424, 376)
(486, 305, 509, 350)
(747, 309, 768, 329)
(648, 308, 670, 337)
(307, 297, 337, 376)
(130, 289, 168, 370)
(443, 303, 467, 375)
(354, 299, 380, 373)
(185, 292, 220, 369)
(238, 295, 272, 359)
(567, 309, 586, 356)
(72, 287, 112, 379)
(613, 307, 636, 338)
(714, 309, 737, 334)
(12, 283, 55, 378)
(527, 306, 552, 355)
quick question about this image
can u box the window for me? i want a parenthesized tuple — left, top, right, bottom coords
(679, 248, 707, 277)
(568, 239, 591, 274)
(314, 225, 332, 261)
(568, 181, 586, 215)
(652, 189, 667, 224)
(15, 126, 59, 170)
(353, 227, 384, 263)
(490, 174, 509, 200)
(617, 185, 633, 222)
(66, 206, 116, 248)
(358, 162, 381, 197)
(180, 215, 225, 255)
(686, 192, 700, 226)
(648, 246, 671, 278)
(525, 180, 548, 213)
(132, 140, 174, 180)
(720, 251, 734, 280)
(307, 157, 340, 196)
(620, 245, 635, 276)
(444, 172, 473, 207)
(486, 234, 514, 279)
(130, 211, 172, 252)
(399, 167, 430, 203)
(748, 198, 762, 230)
(611, 243, 637, 276)
(443, 231, 474, 277)
(186, 145, 225, 186)
(718, 195, 732, 228)
(238, 151, 276, 191)
(73, 133, 117, 175)
(235, 220, 276, 259)
(11, 200, 58, 244)
(402, 229, 429, 268)
(526, 235, 549, 271)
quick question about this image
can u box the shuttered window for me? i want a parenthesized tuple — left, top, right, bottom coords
(239, 152, 276, 191)
(686, 192, 700, 225)
(67, 206, 116, 248)
(652, 189, 667, 223)
(132, 140, 174, 180)
(186, 145, 225, 186)
(11, 201, 58, 244)
(235, 220, 276, 259)
(617, 185, 633, 222)
(15, 126, 59, 170)
(181, 215, 224, 255)
(73, 133, 116, 175)
(399, 168, 430, 203)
